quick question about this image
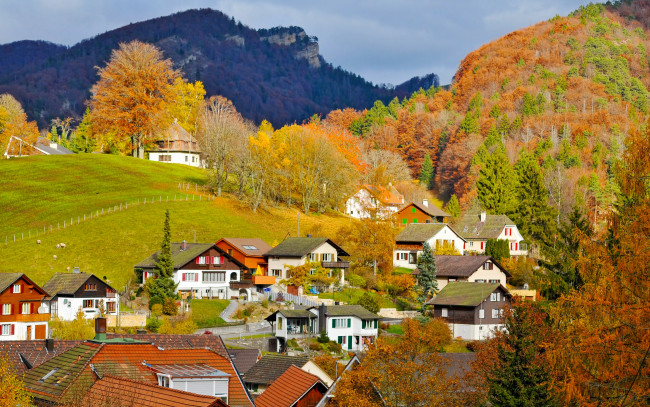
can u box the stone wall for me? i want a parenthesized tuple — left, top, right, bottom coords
(106, 313, 147, 328)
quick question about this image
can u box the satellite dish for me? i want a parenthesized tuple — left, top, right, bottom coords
(38, 306, 48, 314)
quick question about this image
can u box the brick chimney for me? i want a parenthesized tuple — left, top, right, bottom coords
(181, 240, 187, 251)
(479, 211, 487, 222)
(94, 318, 107, 341)
(422, 198, 429, 207)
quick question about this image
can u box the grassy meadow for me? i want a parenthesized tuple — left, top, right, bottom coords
(0, 154, 353, 290)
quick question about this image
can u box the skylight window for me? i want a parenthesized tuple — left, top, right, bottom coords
(39, 368, 59, 383)
(242, 245, 258, 250)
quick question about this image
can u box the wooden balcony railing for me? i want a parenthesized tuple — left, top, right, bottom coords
(321, 261, 350, 269)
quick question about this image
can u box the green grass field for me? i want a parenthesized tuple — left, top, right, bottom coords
(0, 154, 353, 290)
(191, 299, 230, 328)
(317, 287, 396, 308)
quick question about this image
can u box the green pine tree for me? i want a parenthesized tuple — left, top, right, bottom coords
(69, 108, 97, 153)
(487, 300, 557, 407)
(147, 210, 178, 310)
(512, 152, 557, 246)
(476, 143, 518, 214)
(418, 153, 434, 189)
(485, 239, 510, 260)
(444, 194, 460, 219)
(416, 242, 438, 312)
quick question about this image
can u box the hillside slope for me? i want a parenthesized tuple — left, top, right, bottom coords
(0, 8, 435, 127)
(0, 155, 350, 290)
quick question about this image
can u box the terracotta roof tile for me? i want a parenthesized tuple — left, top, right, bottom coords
(219, 238, 273, 257)
(254, 365, 326, 407)
(84, 375, 227, 407)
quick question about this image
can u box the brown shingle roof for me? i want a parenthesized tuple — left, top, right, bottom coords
(135, 243, 215, 269)
(243, 354, 309, 385)
(413, 255, 510, 278)
(0, 273, 24, 293)
(84, 375, 227, 407)
(228, 348, 261, 376)
(0, 339, 83, 375)
(266, 237, 349, 258)
(361, 184, 404, 206)
(254, 365, 326, 407)
(399, 201, 451, 218)
(322, 305, 381, 320)
(428, 282, 506, 307)
(42, 272, 115, 297)
(220, 238, 273, 257)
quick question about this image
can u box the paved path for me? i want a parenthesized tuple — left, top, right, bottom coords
(220, 300, 240, 322)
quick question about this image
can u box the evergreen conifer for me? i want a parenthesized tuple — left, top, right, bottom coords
(419, 153, 434, 189)
(476, 143, 518, 214)
(416, 242, 438, 311)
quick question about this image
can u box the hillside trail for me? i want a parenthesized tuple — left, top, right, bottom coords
(220, 299, 239, 322)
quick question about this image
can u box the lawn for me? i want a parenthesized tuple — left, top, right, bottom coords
(318, 287, 396, 308)
(0, 155, 352, 290)
(190, 299, 230, 328)
(386, 324, 403, 334)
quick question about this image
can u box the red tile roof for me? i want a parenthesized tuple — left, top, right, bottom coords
(362, 184, 404, 206)
(84, 375, 227, 407)
(254, 365, 327, 407)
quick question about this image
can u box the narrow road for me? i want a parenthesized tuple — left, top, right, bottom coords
(220, 299, 239, 322)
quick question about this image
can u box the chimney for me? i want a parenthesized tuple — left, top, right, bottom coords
(94, 318, 107, 341)
(72, 267, 80, 274)
(181, 240, 187, 251)
(479, 211, 487, 222)
(45, 338, 54, 352)
(422, 198, 429, 207)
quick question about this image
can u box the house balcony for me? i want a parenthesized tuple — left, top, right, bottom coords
(14, 313, 50, 323)
(321, 261, 350, 269)
(230, 279, 254, 290)
(252, 275, 275, 285)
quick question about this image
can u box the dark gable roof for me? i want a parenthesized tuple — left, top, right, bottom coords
(228, 348, 261, 376)
(242, 353, 309, 385)
(457, 212, 516, 240)
(219, 238, 272, 257)
(265, 309, 317, 322)
(321, 305, 381, 320)
(0, 339, 83, 375)
(135, 243, 213, 269)
(399, 201, 451, 218)
(429, 282, 508, 307)
(395, 223, 465, 243)
(414, 255, 510, 278)
(42, 273, 115, 297)
(266, 237, 349, 258)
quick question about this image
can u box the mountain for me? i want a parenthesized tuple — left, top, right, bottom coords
(0, 8, 430, 127)
(333, 2, 650, 223)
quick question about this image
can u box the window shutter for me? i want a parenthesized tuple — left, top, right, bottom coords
(396, 253, 399, 261)
(362, 320, 366, 329)
(10, 304, 14, 314)
(347, 318, 351, 328)
(11, 324, 15, 335)
(31, 303, 34, 314)
(374, 320, 378, 329)
(515, 243, 518, 251)
(182, 274, 186, 281)
(220, 256, 224, 264)
(195, 274, 199, 282)
(332, 319, 336, 329)
(195, 257, 199, 264)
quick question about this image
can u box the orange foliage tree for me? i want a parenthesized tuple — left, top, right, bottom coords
(89, 40, 179, 157)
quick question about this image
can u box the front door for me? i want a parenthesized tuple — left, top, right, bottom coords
(35, 324, 46, 339)
(26, 325, 32, 340)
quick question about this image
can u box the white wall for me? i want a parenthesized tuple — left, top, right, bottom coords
(268, 241, 341, 282)
(0, 322, 49, 341)
(345, 188, 399, 219)
(174, 269, 239, 299)
(52, 297, 119, 321)
(326, 316, 378, 351)
(447, 323, 504, 340)
(393, 225, 466, 269)
(149, 152, 203, 167)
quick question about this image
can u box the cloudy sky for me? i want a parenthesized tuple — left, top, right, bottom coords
(0, 0, 595, 85)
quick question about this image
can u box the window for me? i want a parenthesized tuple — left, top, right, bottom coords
(490, 293, 501, 302)
(242, 245, 258, 250)
(229, 272, 238, 281)
(83, 300, 94, 308)
(413, 219, 418, 223)
(483, 262, 493, 270)
(184, 155, 188, 162)
(106, 302, 116, 312)
(332, 318, 351, 329)
(2, 304, 11, 315)
(337, 336, 347, 345)
(204, 272, 226, 282)
(475, 279, 486, 283)
(158, 155, 171, 162)
(479, 309, 485, 319)
(469, 241, 474, 247)
(271, 269, 282, 277)
(411, 207, 416, 213)
(402, 218, 407, 224)
(182, 273, 199, 282)
(322, 253, 331, 262)
(492, 309, 499, 318)
(449, 278, 457, 282)
(1, 324, 13, 336)
(396, 252, 407, 261)
(85, 283, 97, 291)
(158, 375, 170, 387)
(21, 303, 30, 314)
(408, 253, 417, 264)
(12, 284, 21, 293)
(441, 307, 448, 317)
(489, 279, 500, 284)
(196, 256, 207, 265)
(278, 316, 283, 330)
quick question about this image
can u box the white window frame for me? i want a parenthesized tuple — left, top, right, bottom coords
(479, 309, 485, 319)
(21, 303, 30, 315)
(2, 304, 11, 315)
(492, 309, 499, 318)
(13, 284, 21, 293)
(1, 324, 11, 335)
(441, 307, 448, 318)
(322, 253, 331, 262)
(271, 269, 282, 277)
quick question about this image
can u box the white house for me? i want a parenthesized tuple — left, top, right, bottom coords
(413, 255, 510, 290)
(428, 282, 511, 340)
(265, 237, 350, 286)
(0, 273, 49, 341)
(265, 304, 380, 353)
(345, 184, 404, 219)
(135, 241, 250, 300)
(147, 122, 203, 167)
(457, 211, 528, 256)
(393, 223, 466, 269)
(43, 272, 119, 321)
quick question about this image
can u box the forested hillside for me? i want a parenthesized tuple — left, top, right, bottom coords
(326, 2, 650, 229)
(0, 8, 436, 127)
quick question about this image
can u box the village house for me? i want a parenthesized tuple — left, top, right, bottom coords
(457, 211, 528, 256)
(0, 273, 49, 341)
(135, 241, 254, 300)
(265, 237, 350, 286)
(345, 184, 404, 219)
(427, 282, 512, 341)
(413, 255, 510, 290)
(393, 223, 466, 269)
(242, 353, 332, 395)
(21, 319, 254, 406)
(254, 365, 328, 407)
(147, 121, 203, 167)
(215, 238, 275, 286)
(43, 271, 119, 321)
(395, 199, 451, 225)
(265, 304, 380, 353)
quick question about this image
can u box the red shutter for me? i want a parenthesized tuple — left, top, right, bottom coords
(515, 242, 518, 251)
(11, 324, 14, 335)
(220, 256, 224, 265)
(10, 304, 14, 315)
(182, 274, 186, 281)
(195, 257, 199, 264)
(480, 242, 484, 250)
(31, 303, 34, 314)
(396, 253, 399, 261)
